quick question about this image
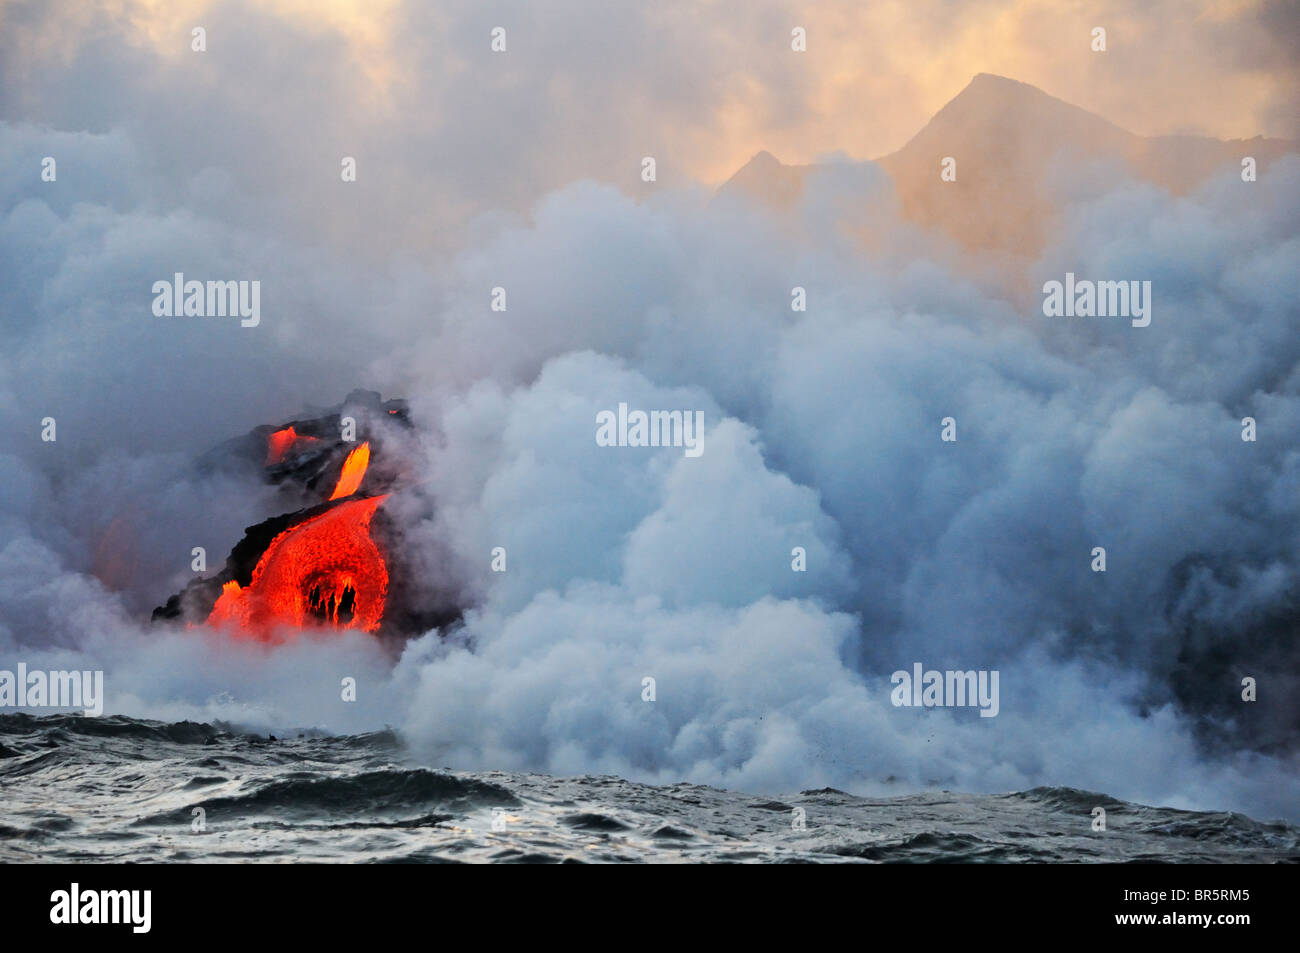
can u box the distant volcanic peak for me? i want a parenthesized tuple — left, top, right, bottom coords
(721, 74, 1294, 255)
(951, 72, 1114, 118)
(963, 72, 1063, 101)
(969, 71, 1022, 86)
(719, 149, 811, 209)
(895, 72, 1133, 161)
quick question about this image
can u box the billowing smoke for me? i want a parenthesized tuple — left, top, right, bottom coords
(381, 166, 1300, 817)
(1, 2, 1297, 821)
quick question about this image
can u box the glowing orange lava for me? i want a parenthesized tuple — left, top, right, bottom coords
(208, 495, 389, 639)
(328, 441, 370, 500)
(266, 426, 321, 465)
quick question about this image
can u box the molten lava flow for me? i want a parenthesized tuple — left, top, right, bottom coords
(207, 495, 389, 640)
(328, 441, 370, 500)
(266, 426, 321, 465)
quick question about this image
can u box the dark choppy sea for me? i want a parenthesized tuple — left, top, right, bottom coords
(1, 714, 1295, 863)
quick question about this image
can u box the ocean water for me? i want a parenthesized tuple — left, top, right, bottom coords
(1, 713, 1295, 863)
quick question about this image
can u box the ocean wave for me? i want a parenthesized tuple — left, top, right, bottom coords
(1, 716, 1296, 863)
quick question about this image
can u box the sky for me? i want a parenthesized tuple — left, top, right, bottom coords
(0, 0, 1297, 820)
(2, 1, 1296, 222)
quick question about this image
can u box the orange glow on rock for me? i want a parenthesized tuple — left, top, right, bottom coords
(207, 495, 389, 639)
(328, 441, 370, 500)
(266, 426, 321, 465)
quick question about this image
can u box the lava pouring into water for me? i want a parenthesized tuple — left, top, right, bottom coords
(207, 495, 390, 639)
(207, 437, 388, 639)
(150, 394, 446, 639)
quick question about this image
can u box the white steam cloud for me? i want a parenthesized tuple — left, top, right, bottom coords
(1, 3, 1297, 822)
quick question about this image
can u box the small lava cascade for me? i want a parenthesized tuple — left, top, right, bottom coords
(327, 442, 371, 501)
(153, 390, 463, 643)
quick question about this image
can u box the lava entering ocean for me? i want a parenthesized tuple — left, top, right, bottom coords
(207, 495, 390, 639)
(152, 392, 463, 643)
(208, 436, 384, 639)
